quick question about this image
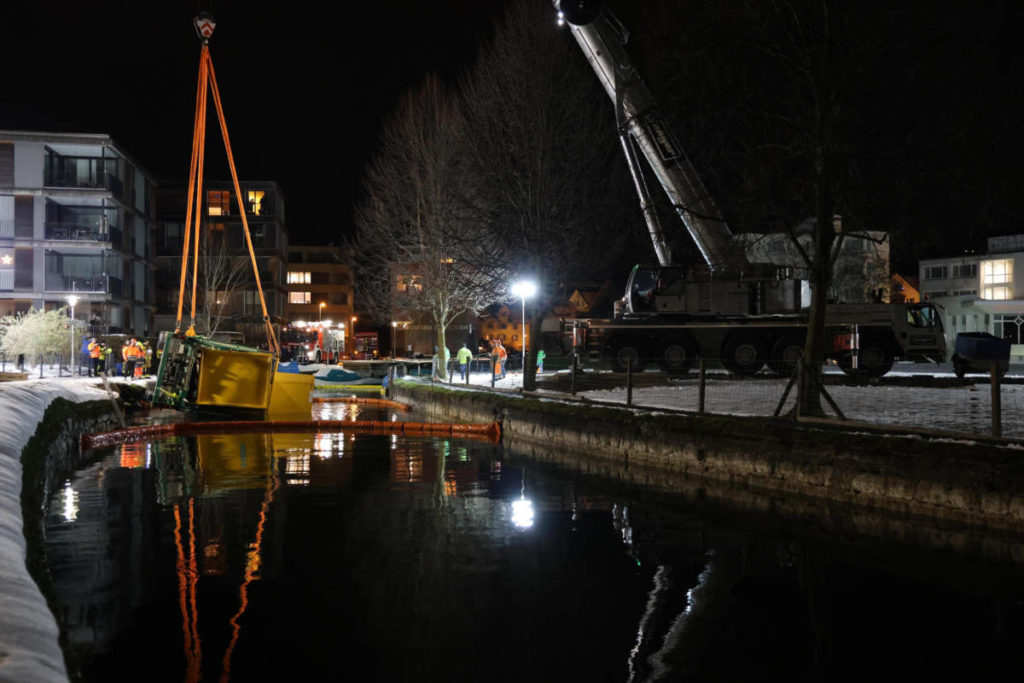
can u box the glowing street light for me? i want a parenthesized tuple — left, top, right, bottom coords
(318, 301, 326, 322)
(66, 295, 79, 377)
(510, 280, 537, 372)
(391, 321, 398, 359)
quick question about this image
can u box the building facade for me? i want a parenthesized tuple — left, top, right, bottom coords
(0, 131, 156, 335)
(919, 235, 1024, 359)
(154, 181, 288, 345)
(286, 245, 354, 326)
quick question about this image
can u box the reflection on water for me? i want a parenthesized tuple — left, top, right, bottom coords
(45, 407, 1024, 682)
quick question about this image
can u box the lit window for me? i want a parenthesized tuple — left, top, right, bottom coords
(207, 190, 231, 216)
(287, 271, 311, 284)
(981, 259, 1013, 300)
(395, 275, 422, 292)
(289, 291, 311, 304)
(247, 190, 265, 215)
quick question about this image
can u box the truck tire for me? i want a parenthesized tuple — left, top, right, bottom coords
(839, 340, 894, 379)
(768, 335, 803, 377)
(952, 356, 967, 378)
(721, 334, 766, 376)
(609, 342, 647, 373)
(657, 335, 697, 376)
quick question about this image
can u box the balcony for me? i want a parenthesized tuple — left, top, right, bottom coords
(45, 222, 114, 243)
(44, 273, 113, 294)
(47, 169, 124, 199)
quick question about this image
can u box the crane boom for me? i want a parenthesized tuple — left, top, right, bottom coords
(558, 3, 740, 270)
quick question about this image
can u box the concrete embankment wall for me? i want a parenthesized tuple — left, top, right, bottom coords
(394, 381, 1024, 532)
(0, 383, 120, 683)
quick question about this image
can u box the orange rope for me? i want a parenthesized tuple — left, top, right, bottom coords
(176, 51, 206, 331)
(190, 49, 210, 329)
(206, 54, 280, 355)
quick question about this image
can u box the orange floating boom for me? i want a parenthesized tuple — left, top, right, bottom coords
(81, 420, 502, 451)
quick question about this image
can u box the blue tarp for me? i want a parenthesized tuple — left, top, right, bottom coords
(277, 361, 302, 374)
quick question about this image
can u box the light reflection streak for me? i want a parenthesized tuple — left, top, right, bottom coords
(173, 501, 202, 683)
(61, 480, 78, 523)
(220, 464, 280, 682)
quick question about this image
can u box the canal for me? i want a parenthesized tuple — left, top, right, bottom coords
(44, 401, 1024, 681)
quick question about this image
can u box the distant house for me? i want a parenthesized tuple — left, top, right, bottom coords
(918, 235, 1024, 360)
(478, 304, 529, 353)
(890, 273, 920, 303)
(737, 219, 890, 304)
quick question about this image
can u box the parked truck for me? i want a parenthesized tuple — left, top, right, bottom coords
(555, 1, 945, 378)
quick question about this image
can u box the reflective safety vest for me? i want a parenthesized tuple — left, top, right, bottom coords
(89, 342, 102, 359)
(124, 343, 142, 359)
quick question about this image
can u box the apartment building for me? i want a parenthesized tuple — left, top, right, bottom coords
(919, 235, 1024, 359)
(0, 131, 156, 335)
(286, 245, 354, 326)
(154, 181, 288, 344)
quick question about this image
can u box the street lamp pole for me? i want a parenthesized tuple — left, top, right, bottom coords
(510, 281, 537, 373)
(319, 302, 325, 323)
(66, 295, 79, 377)
(391, 321, 397, 359)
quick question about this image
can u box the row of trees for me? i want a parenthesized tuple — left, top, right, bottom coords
(0, 307, 76, 368)
(352, 2, 638, 385)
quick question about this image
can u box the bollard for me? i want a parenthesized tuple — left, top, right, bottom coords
(491, 358, 496, 388)
(570, 353, 577, 395)
(992, 363, 1002, 438)
(626, 357, 633, 406)
(698, 358, 706, 413)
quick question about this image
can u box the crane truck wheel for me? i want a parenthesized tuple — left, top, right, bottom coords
(839, 340, 894, 379)
(721, 334, 767, 376)
(657, 336, 697, 376)
(768, 336, 803, 377)
(609, 341, 647, 373)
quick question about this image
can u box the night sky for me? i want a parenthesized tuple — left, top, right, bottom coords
(3, 0, 1023, 268)
(3, 0, 509, 244)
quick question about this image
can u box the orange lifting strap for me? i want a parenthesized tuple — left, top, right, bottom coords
(175, 16, 279, 356)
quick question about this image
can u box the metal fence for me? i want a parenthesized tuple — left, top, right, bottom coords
(404, 353, 1024, 440)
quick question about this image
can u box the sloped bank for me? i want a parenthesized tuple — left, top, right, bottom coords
(393, 381, 1024, 533)
(0, 382, 123, 683)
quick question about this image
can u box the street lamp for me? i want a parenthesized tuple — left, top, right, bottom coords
(66, 295, 79, 377)
(510, 280, 537, 372)
(391, 321, 398, 359)
(318, 301, 326, 322)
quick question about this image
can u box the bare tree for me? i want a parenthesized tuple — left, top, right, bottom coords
(460, 1, 637, 390)
(196, 226, 249, 336)
(353, 74, 503, 380)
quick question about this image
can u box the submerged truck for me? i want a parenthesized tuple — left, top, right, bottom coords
(555, 1, 945, 378)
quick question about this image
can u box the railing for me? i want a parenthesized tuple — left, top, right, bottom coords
(44, 273, 110, 293)
(400, 352, 1023, 440)
(0, 218, 12, 238)
(45, 222, 113, 242)
(0, 270, 12, 291)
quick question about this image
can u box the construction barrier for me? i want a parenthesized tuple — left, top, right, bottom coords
(81, 419, 501, 451)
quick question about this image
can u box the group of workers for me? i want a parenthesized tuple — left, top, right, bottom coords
(432, 340, 547, 381)
(86, 337, 152, 379)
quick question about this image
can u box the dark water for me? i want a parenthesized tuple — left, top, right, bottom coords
(45, 405, 1024, 682)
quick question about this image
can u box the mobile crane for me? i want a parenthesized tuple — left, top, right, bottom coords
(555, 1, 945, 378)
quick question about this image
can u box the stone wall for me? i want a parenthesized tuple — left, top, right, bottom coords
(393, 381, 1024, 532)
(0, 384, 120, 683)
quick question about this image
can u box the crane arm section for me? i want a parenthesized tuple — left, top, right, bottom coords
(561, 6, 742, 271)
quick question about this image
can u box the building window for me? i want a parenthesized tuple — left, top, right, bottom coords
(923, 265, 948, 280)
(981, 259, 1013, 300)
(289, 291, 311, 304)
(287, 271, 311, 284)
(247, 190, 265, 215)
(207, 190, 231, 216)
(395, 275, 422, 292)
(994, 314, 1024, 345)
(952, 263, 977, 278)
